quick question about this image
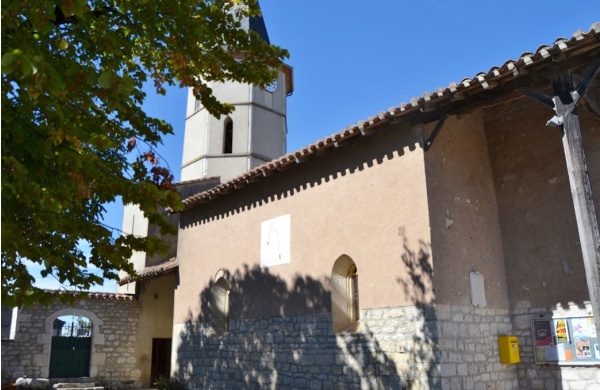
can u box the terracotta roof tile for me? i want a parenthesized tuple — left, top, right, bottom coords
(45, 290, 136, 301)
(174, 176, 220, 186)
(86, 292, 135, 301)
(118, 258, 178, 286)
(181, 22, 600, 210)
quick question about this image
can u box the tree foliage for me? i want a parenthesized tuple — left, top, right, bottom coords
(1, 0, 288, 306)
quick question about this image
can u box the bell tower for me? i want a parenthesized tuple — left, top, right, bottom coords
(180, 8, 293, 183)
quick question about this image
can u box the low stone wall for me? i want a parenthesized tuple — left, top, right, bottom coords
(172, 304, 520, 389)
(512, 301, 600, 390)
(1, 295, 141, 387)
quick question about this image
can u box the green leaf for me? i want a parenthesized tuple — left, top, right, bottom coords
(2, 52, 15, 68)
(118, 75, 135, 94)
(21, 56, 33, 76)
(72, 0, 86, 17)
(1, 0, 288, 307)
(98, 72, 114, 89)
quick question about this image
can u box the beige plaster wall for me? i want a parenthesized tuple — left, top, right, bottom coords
(424, 110, 510, 309)
(174, 123, 433, 323)
(134, 275, 175, 387)
(485, 95, 600, 309)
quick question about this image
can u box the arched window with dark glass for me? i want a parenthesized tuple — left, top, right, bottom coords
(223, 117, 233, 154)
(331, 255, 360, 332)
(211, 275, 230, 336)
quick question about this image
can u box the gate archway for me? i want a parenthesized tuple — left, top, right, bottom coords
(49, 315, 92, 378)
(42, 308, 105, 378)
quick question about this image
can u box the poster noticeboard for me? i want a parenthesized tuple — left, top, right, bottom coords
(531, 316, 599, 365)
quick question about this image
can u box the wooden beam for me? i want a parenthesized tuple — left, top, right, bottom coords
(519, 87, 554, 109)
(574, 57, 600, 100)
(553, 69, 600, 341)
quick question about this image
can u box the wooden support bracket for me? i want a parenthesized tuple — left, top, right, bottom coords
(519, 60, 600, 340)
(423, 115, 448, 152)
(552, 66, 600, 342)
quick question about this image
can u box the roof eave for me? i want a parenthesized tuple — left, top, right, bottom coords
(181, 23, 600, 211)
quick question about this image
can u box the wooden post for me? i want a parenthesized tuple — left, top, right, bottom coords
(553, 70, 600, 341)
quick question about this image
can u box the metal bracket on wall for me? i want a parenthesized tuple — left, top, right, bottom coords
(423, 114, 448, 152)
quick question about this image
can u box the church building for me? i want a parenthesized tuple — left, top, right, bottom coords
(118, 17, 600, 388)
(2, 8, 599, 390)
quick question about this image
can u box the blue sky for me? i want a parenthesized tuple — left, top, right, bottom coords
(30, 1, 599, 292)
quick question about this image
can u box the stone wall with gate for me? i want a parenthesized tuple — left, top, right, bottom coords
(1, 293, 141, 387)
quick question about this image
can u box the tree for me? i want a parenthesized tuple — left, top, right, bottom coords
(1, 0, 288, 307)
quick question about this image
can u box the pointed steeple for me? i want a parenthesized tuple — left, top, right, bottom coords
(248, 13, 270, 44)
(237, 2, 270, 44)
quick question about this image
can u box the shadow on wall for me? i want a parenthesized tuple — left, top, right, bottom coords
(174, 254, 440, 389)
(394, 227, 440, 389)
(397, 227, 434, 305)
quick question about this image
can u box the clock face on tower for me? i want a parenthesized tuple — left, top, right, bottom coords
(265, 80, 278, 93)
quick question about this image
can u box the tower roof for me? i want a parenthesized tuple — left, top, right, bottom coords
(240, 6, 270, 44)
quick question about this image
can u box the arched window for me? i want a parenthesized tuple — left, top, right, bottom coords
(223, 117, 233, 154)
(331, 255, 359, 332)
(210, 275, 230, 336)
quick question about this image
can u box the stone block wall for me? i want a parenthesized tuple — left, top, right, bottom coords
(435, 304, 518, 390)
(1, 295, 141, 387)
(512, 302, 600, 389)
(173, 309, 432, 389)
(172, 304, 519, 389)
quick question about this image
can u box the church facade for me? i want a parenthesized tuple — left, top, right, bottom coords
(162, 22, 600, 389)
(2, 13, 599, 390)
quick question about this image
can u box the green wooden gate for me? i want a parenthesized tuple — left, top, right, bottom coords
(49, 336, 91, 378)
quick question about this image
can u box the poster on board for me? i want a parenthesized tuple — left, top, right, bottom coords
(575, 338, 591, 359)
(555, 319, 569, 343)
(533, 320, 553, 347)
(532, 319, 557, 363)
(532, 316, 599, 365)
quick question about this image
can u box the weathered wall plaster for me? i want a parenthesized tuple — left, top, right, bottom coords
(424, 109, 510, 308)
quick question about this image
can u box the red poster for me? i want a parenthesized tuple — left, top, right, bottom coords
(533, 320, 553, 347)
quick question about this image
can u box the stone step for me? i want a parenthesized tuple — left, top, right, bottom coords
(53, 388, 103, 390)
(16, 378, 49, 390)
(48, 380, 94, 388)
(14, 379, 101, 390)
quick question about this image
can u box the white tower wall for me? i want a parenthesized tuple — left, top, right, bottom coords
(116, 204, 149, 293)
(181, 69, 289, 183)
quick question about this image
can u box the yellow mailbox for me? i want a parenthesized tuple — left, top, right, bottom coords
(498, 336, 520, 364)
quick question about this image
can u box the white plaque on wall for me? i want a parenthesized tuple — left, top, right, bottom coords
(469, 271, 487, 307)
(260, 214, 291, 268)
